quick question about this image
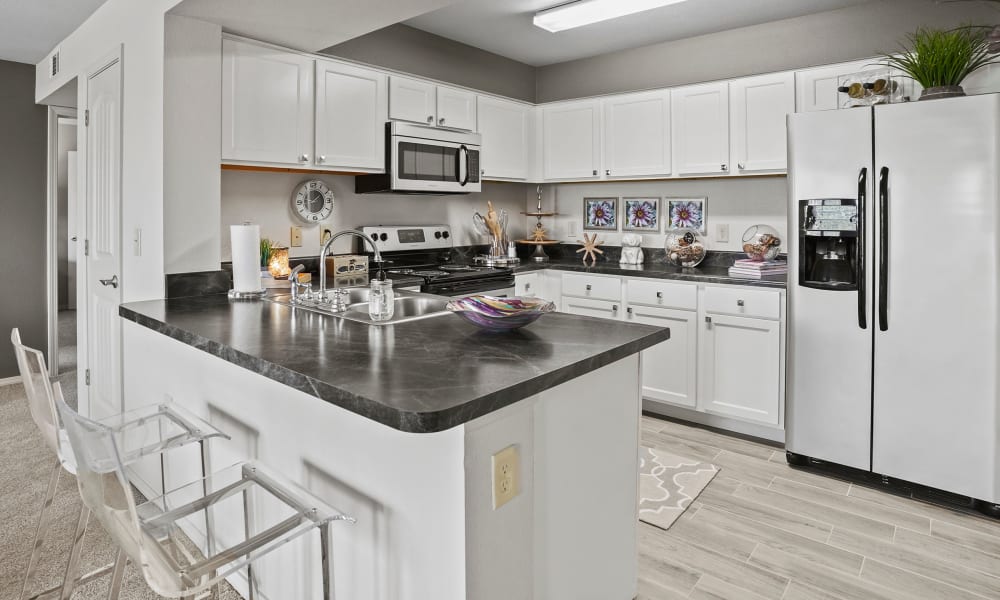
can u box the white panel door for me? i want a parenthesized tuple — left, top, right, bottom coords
(436, 86, 476, 131)
(560, 296, 621, 320)
(872, 96, 1000, 502)
(85, 57, 123, 420)
(315, 59, 387, 172)
(477, 96, 529, 180)
(542, 100, 601, 180)
(794, 59, 878, 113)
(700, 314, 781, 425)
(730, 72, 795, 173)
(222, 38, 314, 165)
(389, 76, 436, 126)
(672, 82, 730, 175)
(602, 90, 671, 178)
(627, 305, 697, 408)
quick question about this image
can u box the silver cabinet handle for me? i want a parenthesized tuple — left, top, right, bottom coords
(656, 291, 663, 299)
(721, 163, 728, 172)
(427, 115, 434, 123)
(99, 275, 118, 288)
(585, 284, 592, 291)
(738, 163, 745, 170)
(439, 117, 446, 125)
(299, 154, 309, 163)
(605, 169, 610, 176)
(317, 155, 326, 164)
(737, 299, 745, 307)
(592, 169, 598, 176)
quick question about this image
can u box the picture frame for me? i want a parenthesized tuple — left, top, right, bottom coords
(665, 197, 707, 234)
(582, 197, 618, 231)
(622, 197, 660, 232)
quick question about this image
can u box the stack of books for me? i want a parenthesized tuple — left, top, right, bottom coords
(728, 259, 788, 279)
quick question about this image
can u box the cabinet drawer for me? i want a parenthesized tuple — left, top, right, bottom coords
(561, 273, 621, 301)
(560, 296, 622, 320)
(704, 286, 780, 320)
(626, 279, 697, 310)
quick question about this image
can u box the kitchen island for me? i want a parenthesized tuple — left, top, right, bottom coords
(119, 293, 669, 600)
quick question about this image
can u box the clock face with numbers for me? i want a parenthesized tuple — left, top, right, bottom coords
(291, 180, 334, 223)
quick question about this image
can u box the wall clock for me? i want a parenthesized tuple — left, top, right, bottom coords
(291, 179, 334, 223)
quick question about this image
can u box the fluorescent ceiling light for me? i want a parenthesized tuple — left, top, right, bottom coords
(533, 0, 690, 33)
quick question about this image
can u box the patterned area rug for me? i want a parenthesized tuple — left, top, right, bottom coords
(638, 446, 719, 531)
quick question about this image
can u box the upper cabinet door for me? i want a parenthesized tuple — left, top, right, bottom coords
(315, 59, 387, 172)
(222, 38, 314, 165)
(672, 82, 730, 176)
(602, 90, 671, 178)
(436, 86, 476, 131)
(730, 72, 795, 173)
(795, 59, 879, 113)
(389, 76, 436, 126)
(542, 100, 601, 180)
(477, 96, 530, 180)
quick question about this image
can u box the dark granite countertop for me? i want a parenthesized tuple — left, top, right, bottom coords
(511, 259, 786, 289)
(120, 294, 669, 434)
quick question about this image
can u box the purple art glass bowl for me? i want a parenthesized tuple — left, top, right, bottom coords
(446, 295, 556, 331)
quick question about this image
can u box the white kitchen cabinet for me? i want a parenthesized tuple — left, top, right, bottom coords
(436, 86, 476, 131)
(602, 90, 671, 178)
(314, 59, 387, 172)
(626, 304, 698, 409)
(389, 75, 437, 126)
(477, 96, 530, 180)
(515, 272, 539, 297)
(222, 38, 314, 166)
(542, 100, 602, 180)
(700, 312, 781, 425)
(795, 59, 883, 113)
(730, 72, 795, 173)
(671, 82, 730, 176)
(561, 296, 622, 320)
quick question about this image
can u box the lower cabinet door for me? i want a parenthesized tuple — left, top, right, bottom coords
(627, 305, 697, 408)
(700, 313, 781, 425)
(560, 296, 622, 320)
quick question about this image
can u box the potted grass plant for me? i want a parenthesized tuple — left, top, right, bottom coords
(881, 26, 997, 100)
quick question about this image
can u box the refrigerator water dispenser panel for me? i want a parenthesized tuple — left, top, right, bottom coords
(799, 199, 859, 290)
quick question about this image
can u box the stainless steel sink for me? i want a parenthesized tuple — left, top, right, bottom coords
(265, 288, 453, 326)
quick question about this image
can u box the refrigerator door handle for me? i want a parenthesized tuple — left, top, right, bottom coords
(857, 167, 868, 330)
(878, 166, 889, 332)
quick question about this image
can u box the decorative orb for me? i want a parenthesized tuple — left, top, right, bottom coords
(741, 225, 782, 262)
(664, 229, 706, 268)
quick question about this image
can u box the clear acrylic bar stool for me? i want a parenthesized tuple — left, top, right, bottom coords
(55, 387, 355, 599)
(10, 328, 229, 599)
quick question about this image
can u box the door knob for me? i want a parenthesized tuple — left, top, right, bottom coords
(99, 275, 119, 289)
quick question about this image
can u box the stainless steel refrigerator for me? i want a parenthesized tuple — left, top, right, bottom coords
(787, 94, 1000, 510)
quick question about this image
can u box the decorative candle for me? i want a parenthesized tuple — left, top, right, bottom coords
(268, 246, 291, 279)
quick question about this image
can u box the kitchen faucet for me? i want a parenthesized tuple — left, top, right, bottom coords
(318, 229, 385, 302)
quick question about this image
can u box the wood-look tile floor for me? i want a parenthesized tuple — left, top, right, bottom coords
(638, 415, 1000, 600)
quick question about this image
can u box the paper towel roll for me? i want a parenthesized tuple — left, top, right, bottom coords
(231, 224, 262, 292)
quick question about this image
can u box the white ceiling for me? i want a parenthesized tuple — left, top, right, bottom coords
(406, 0, 875, 67)
(0, 0, 108, 64)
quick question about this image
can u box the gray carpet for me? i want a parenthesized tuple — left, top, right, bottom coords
(0, 382, 242, 599)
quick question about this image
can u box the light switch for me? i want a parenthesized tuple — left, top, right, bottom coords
(133, 227, 142, 256)
(716, 223, 730, 243)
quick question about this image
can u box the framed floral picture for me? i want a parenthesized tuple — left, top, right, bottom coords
(583, 197, 618, 231)
(666, 197, 707, 234)
(623, 197, 660, 232)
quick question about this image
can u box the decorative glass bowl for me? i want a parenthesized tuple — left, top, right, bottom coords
(664, 229, 707, 268)
(742, 224, 782, 262)
(447, 295, 556, 331)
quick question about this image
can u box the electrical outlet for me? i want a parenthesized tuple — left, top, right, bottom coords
(567, 221, 577, 237)
(716, 223, 730, 243)
(290, 226, 303, 247)
(320, 227, 333, 246)
(491, 445, 519, 510)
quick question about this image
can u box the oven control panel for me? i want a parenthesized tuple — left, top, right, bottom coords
(360, 225, 453, 252)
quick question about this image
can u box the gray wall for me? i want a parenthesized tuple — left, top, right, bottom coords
(536, 0, 999, 102)
(322, 24, 537, 102)
(0, 60, 48, 378)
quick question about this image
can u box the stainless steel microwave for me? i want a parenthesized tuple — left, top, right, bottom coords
(355, 122, 482, 194)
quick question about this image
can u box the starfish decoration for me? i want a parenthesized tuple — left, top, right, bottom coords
(576, 233, 604, 263)
(531, 223, 548, 242)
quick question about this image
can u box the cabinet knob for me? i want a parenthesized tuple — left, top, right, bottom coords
(592, 169, 598, 176)
(705, 316, 712, 324)
(737, 299, 745, 307)
(427, 116, 434, 123)
(605, 169, 610, 176)
(525, 283, 531, 290)
(721, 163, 728, 172)
(317, 155, 326, 164)
(439, 117, 446, 125)
(481, 169, 485, 175)
(299, 154, 309, 163)
(626, 307, 633, 315)
(656, 291, 663, 299)
(585, 284, 592, 291)
(612, 305, 619, 312)
(738, 163, 745, 170)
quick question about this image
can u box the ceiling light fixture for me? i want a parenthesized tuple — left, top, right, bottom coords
(533, 0, 690, 33)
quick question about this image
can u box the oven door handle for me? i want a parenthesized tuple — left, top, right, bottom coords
(457, 145, 469, 187)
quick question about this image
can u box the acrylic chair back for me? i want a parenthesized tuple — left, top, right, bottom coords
(54, 388, 189, 597)
(10, 328, 69, 469)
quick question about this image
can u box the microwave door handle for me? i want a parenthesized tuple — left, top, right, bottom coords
(457, 145, 469, 186)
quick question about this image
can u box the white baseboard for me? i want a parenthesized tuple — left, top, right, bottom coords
(643, 399, 785, 444)
(0, 376, 22, 387)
